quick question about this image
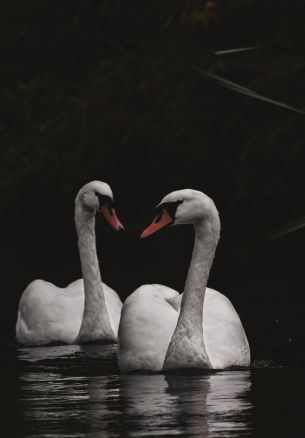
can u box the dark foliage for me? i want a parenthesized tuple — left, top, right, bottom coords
(1, 0, 305, 232)
(1, 0, 305, 348)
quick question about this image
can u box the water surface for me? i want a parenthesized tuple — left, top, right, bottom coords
(4, 344, 301, 437)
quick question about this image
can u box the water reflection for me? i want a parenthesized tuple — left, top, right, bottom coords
(117, 372, 251, 437)
(18, 346, 252, 437)
(18, 343, 117, 363)
(18, 344, 83, 361)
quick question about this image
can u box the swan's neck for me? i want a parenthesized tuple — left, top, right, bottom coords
(75, 203, 115, 343)
(164, 212, 220, 369)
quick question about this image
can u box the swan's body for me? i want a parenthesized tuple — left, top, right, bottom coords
(16, 279, 122, 346)
(118, 285, 249, 372)
(16, 181, 124, 346)
(118, 189, 250, 372)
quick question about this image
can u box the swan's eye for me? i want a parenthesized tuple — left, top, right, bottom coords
(95, 192, 114, 212)
(155, 201, 183, 220)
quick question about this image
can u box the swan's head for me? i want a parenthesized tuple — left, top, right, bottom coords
(140, 189, 218, 238)
(76, 181, 124, 231)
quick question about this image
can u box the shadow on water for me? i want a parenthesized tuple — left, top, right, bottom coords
(17, 345, 253, 437)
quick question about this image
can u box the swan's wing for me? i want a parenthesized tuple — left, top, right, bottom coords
(118, 284, 179, 372)
(203, 288, 250, 368)
(168, 288, 250, 368)
(66, 278, 84, 293)
(102, 282, 123, 338)
(16, 279, 84, 346)
(66, 279, 122, 337)
(166, 293, 183, 311)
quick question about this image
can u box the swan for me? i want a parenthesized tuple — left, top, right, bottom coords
(16, 181, 124, 346)
(118, 189, 250, 372)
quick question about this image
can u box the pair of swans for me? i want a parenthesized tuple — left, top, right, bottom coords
(16, 181, 250, 371)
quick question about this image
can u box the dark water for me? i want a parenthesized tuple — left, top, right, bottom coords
(1, 341, 303, 437)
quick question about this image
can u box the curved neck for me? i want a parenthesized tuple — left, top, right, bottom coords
(164, 212, 220, 369)
(75, 203, 115, 343)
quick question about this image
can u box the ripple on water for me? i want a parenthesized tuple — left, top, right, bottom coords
(17, 345, 253, 437)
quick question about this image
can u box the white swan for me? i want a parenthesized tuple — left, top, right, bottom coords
(118, 189, 250, 372)
(16, 181, 124, 346)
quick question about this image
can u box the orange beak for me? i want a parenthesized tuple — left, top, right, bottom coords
(140, 209, 173, 238)
(101, 205, 125, 231)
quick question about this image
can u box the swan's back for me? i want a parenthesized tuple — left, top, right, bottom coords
(16, 279, 84, 345)
(118, 285, 250, 372)
(202, 289, 250, 368)
(16, 279, 122, 346)
(118, 284, 179, 372)
(170, 288, 250, 368)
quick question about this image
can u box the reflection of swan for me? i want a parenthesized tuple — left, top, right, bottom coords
(16, 181, 124, 346)
(203, 372, 252, 436)
(120, 374, 175, 420)
(18, 344, 83, 362)
(118, 371, 252, 437)
(18, 348, 252, 437)
(118, 189, 250, 372)
(17, 343, 116, 363)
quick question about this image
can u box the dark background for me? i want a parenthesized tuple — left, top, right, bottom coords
(1, 0, 305, 363)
